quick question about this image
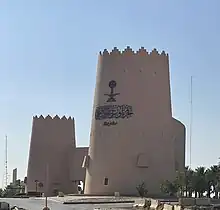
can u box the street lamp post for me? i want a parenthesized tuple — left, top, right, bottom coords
(44, 164, 49, 210)
(35, 180, 39, 195)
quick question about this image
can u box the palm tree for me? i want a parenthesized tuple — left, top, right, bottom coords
(215, 182, 220, 199)
(205, 165, 219, 198)
(192, 167, 207, 198)
(175, 171, 185, 196)
(205, 168, 213, 197)
(160, 180, 178, 196)
(212, 165, 220, 198)
(184, 166, 194, 197)
(160, 163, 220, 199)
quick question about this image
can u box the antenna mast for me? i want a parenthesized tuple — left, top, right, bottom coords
(4, 135, 8, 188)
(189, 76, 193, 168)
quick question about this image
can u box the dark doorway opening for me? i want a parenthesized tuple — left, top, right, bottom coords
(104, 178, 109, 186)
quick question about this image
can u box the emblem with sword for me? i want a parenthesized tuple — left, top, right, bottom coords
(104, 80, 120, 102)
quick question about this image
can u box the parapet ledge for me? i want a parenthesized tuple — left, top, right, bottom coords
(33, 115, 73, 121)
(99, 46, 168, 57)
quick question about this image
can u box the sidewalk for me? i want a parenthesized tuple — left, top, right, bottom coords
(47, 195, 136, 204)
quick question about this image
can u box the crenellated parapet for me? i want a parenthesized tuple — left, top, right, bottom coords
(33, 115, 74, 121)
(99, 46, 168, 57)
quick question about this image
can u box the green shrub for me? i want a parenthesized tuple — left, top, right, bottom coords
(136, 181, 148, 197)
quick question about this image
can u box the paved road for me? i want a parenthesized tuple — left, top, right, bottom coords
(0, 198, 132, 210)
(0, 198, 93, 210)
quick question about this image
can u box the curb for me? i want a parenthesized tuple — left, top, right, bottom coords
(63, 200, 135, 205)
(47, 198, 64, 203)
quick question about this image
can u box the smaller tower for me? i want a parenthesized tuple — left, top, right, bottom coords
(27, 115, 77, 196)
(12, 168, 17, 184)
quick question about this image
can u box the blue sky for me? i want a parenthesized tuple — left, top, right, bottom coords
(0, 0, 220, 187)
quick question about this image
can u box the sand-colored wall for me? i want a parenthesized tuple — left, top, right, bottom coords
(173, 118, 186, 173)
(26, 115, 77, 195)
(84, 47, 185, 195)
(70, 147, 88, 183)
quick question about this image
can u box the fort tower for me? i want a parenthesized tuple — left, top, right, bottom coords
(27, 115, 88, 196)
(84, 47, 185, 195)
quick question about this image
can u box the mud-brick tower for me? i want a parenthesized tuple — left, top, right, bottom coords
(84, 47, 185, 195)
(27, 115, 77, 196)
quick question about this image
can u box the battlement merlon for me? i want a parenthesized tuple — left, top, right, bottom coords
(33, 115, 74, 121)
(99, 46, 169, 58)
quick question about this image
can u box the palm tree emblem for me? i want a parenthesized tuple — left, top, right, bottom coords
(104, 80, 120, 102)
